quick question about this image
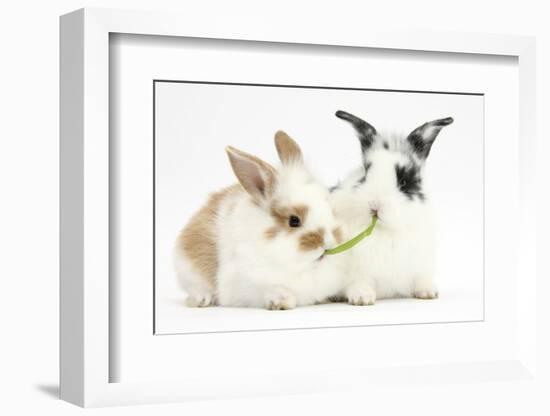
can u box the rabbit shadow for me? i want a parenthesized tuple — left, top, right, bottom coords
(35, 383, 59, 399)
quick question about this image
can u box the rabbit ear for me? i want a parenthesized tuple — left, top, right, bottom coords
(335, 110, 377, 154)
(407, 117, 454, 159)
(226, 146, 277, 203)
(274, 131, 303, 165)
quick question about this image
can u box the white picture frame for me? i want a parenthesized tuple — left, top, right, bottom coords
(60, 7, 537, 407)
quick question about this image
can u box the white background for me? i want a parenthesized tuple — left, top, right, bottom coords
(1, 1, 549, 415)
(155, 81, 484, 334)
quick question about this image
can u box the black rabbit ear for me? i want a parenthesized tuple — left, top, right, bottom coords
(407, 117, 454, 159)
(335, 110, 377, 154)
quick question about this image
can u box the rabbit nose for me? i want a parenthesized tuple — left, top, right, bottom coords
(369, 202, 380, 216)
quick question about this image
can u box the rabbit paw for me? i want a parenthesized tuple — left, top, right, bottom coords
(414, 290, 439, 299)
(414, 280, 439, 299)
(185, 291, 217, 307)
(264, 287, 297, 310)
(346, 283, 376, 306)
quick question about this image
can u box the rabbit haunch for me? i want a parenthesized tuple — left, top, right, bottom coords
(174, 131, 346, 309)
(330, 111, 453, 303)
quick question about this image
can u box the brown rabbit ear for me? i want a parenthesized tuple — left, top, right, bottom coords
(226, 146, 277, 203)
(274, 131, 303, 165)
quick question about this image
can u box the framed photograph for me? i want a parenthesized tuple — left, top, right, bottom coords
(60, 8, 538, 407)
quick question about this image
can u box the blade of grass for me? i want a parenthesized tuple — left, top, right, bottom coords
(324, 215, 377, 255)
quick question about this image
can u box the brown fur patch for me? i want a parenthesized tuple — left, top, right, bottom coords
(332, 227, 343, 244)
(176, 185, 241, 285)
(264, 226, 279, 239)
(270, 201, 309, 229)
(274, 131, 303, 165)
(299, 228, 325, 251)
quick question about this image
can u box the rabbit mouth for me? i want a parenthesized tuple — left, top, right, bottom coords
(370, 209, 383, 224)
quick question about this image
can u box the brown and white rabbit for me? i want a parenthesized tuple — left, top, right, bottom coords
(174, 131, 345, 310)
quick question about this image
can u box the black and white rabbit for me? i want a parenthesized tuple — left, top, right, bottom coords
(330, 110, 453, 304)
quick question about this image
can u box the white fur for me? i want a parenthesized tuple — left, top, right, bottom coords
(174, 253, 217, 307)
(330, 136, 439, 303)
(175, 151, 349, 309)
(214, 164, 346, 308)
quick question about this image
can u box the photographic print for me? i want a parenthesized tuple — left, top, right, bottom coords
(154, 80, 484, 334)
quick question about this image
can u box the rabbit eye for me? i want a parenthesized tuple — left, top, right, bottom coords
(289, 215, 302, 228)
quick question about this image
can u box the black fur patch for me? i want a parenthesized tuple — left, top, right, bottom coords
(329, 183, 340, 193)
(407, 131, 433, 159)
(395, 164, 424, 200)
(406, 117, 454, 159)
(353, 162, 371, 188)
(383, 141, 389, 150)
(335, 110, 377, 154)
